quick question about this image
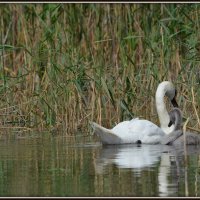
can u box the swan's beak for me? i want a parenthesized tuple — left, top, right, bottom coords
(171, 97, 179, 108)
(168, 120, 173, 127)
(171, 89, 178, 107)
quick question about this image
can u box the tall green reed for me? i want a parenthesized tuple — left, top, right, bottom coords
(0, 4, 199, 133)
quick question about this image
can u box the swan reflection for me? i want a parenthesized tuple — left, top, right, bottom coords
(95, 144, 200, 197)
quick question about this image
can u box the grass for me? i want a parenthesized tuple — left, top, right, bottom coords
(0, 3, 199, 134)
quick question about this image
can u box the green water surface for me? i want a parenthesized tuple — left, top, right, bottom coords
(0, 133, 199, 197)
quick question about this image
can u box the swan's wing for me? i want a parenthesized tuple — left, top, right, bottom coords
(160, 130, 183, 145)
(91, 122, 122, 144)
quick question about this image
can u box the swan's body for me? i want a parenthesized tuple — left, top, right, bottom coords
(92, 119, 165, 145)
(161, 108, 200, 145)
(172, 132, 200, 145)
(92, 81, 178, 145)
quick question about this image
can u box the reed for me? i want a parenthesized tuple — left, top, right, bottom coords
(0, 3, 199, 134)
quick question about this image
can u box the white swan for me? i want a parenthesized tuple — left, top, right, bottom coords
(161, 107, 200, 145)
(91, 81, 178, 145)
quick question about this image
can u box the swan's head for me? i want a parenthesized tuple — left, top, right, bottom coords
(168, 107, 182, 131)
(157, 81, 178, 108)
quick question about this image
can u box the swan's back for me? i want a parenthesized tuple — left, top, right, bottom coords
(172, 131, 200, 146)
(112, 118, 165, 144)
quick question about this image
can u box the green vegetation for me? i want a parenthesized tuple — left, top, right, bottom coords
(0, 4, 199, 133)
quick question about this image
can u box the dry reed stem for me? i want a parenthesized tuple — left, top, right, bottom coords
(187, 126, 200, 133)
(183, 117, 190, 143)
(183, 117, 190, 151)
(0, 126, 32, 130)
(191, 87, 200, 129)
(183, 117, 190, 196)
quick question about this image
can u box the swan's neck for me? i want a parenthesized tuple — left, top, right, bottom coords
(156, 86, 175, 135)
(173, 109, 182, 131)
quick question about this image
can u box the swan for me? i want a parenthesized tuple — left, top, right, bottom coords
(91, 81, 179, 145)
(160, 108, 183, 145)
(161, 107, 200, 145)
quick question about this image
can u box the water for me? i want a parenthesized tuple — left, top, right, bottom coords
(0, 133, 200, 197)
